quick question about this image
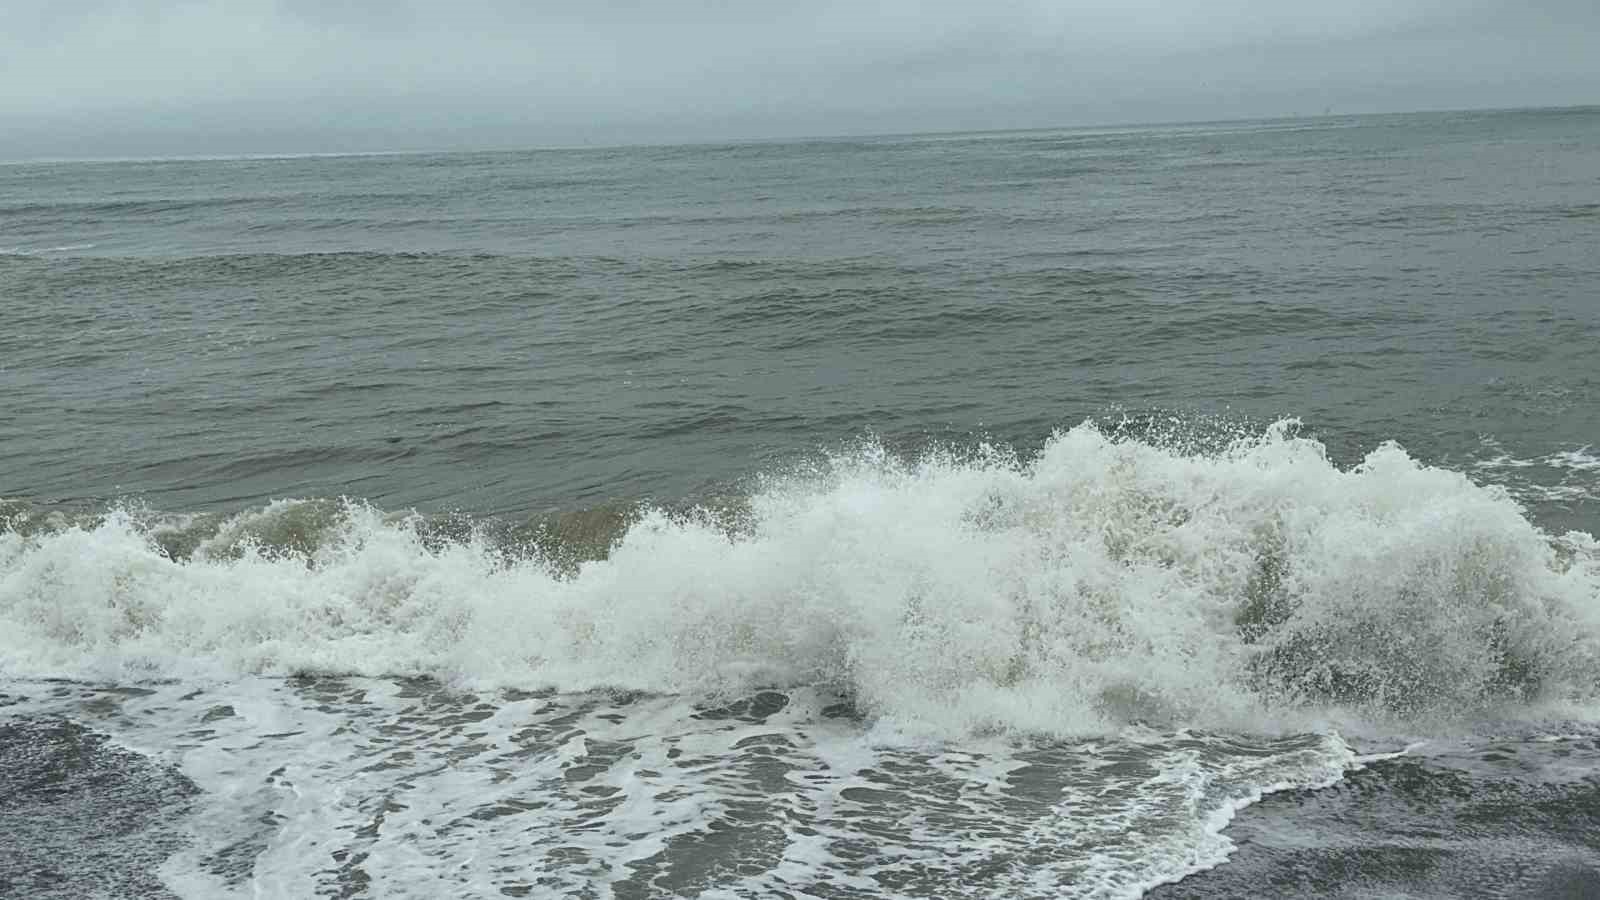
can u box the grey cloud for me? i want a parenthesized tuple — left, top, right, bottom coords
(1, 0, 1596, 157)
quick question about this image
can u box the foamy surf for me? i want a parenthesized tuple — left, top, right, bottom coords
(1472, 438, 1600, 504)
(5, 420, 1599, 898)
(4, 420, 1598, 735)
(0, 678, 1368, 900)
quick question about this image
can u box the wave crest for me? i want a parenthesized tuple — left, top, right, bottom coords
(3, 420, 1597, 736)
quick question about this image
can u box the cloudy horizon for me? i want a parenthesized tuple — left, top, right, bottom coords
(3, 0, 1597, 159)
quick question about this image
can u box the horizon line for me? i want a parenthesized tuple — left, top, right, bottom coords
(3, 101, 1595, 167)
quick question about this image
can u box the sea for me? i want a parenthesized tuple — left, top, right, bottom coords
(2, 105, 1599, 899)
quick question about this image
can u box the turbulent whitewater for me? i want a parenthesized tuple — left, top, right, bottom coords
(5, 423, 1598, 898)
(5, 422, 1598, 733)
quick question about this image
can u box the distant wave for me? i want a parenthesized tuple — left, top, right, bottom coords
(0, 243, 96, 255)
(4, 420, 1598, 738)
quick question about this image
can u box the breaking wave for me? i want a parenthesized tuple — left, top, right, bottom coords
(4, 420, 1598, 737)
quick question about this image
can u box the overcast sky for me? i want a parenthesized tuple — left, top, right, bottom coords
(3, 0, 1597, 157)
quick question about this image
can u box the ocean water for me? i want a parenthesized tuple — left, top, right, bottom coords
(2, 106, 1599, 898)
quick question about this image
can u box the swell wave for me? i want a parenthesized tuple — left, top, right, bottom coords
(3, 420, 1598, 737)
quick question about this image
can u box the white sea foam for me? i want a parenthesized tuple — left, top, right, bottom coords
(8, 418, 1584, 897)
(1475, 444, 1600, 474)
(4, 420, 1599, 737)
(1549, 447, 1600, 473)
(0, 678, 1365, 900)
(1471, 439, 1600, 504)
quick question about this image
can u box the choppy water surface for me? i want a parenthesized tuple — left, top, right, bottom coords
(3, 106, 1600, 898)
